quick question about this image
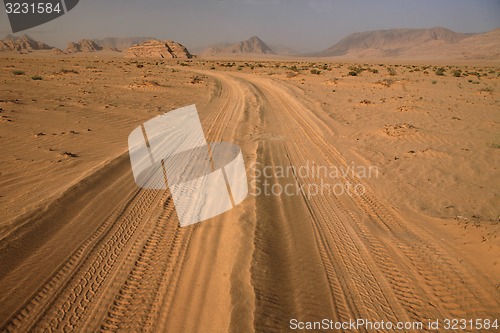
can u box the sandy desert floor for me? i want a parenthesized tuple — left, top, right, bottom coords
(0, 54, 499, 332)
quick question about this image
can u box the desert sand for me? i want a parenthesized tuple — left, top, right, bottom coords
(0, 53, 499, 332)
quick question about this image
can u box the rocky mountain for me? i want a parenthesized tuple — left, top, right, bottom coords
(202, 36, 274, 55)
(66, 39, 103, 53)
(0, 34, 53, 52)
(419, 28, 500, 60)
(125, 40, 192, 59)
(318, 27, 474, 57)
(92, 37, 155, 51)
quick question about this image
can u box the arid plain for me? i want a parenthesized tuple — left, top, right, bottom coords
(0, 52, 499, 332)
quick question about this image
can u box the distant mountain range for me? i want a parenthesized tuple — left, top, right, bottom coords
(1, 27, 499, 59)
(0, 34, 52, 52)
(201, 36, 275, 55)
(316, 27, 500, 59)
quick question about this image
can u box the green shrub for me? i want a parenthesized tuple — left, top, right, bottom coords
(12, 70, 25, 75)
(310, 69, 321, 75)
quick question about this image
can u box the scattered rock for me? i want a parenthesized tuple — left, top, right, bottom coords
(61, 151, 78, 158)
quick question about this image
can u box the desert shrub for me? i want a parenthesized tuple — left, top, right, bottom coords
(61, 68, 79, 74)
(451, 69, 462, 77)
(376, 78, 395, 87)
(348, 71, 358, 76)
(12, 70, 25, 75)
(191, 76, 204, 84)
(435, 68, 446, 76)
(286, 71, 298, 78)
(32, 75, 43, 80)
(431, 80, 437, 84)
(310, 69, 321, 75)
(479, 86, 493, 93)
(387, 67, 397, 76)
(348, 65, 365, 74)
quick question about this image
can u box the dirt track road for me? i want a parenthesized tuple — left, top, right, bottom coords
(0, 66, 498, 332)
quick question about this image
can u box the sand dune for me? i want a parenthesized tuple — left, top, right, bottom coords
(0, 54, 498, 332)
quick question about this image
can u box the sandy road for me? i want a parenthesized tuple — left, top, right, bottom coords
(228, 73, 499, 331)
(0, 66, 498, 332)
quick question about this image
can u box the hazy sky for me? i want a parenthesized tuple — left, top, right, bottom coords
(1, 0, 499, 52)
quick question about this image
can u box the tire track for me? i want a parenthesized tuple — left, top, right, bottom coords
(234, 73, 499, 330)
(1, 70, 248, 332)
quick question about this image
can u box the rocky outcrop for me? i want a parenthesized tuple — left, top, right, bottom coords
(51, 48, 66, 55)
(0, 34, 53, 52)
(66, 39, 103, 53)
(92, 37, 155, 51)
(202, 36, 274, 55)
(125, 40, 192, 58)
